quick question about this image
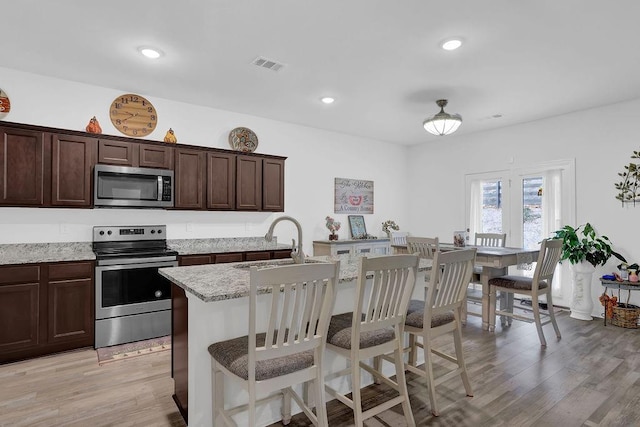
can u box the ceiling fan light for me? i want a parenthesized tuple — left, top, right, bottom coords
(423, 99, 462, 136)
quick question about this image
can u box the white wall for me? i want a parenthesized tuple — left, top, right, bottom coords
(0, 66, 411, 254)
(407, 97, 640, 312)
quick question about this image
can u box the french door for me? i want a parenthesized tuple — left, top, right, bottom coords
(465, 160, 575, 306)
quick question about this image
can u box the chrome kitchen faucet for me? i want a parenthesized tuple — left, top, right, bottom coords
(265, 216, 305, 264)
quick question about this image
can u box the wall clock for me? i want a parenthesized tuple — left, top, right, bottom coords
(109, 93, 158, 137)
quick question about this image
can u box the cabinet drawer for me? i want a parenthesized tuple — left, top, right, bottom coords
(214, 253, 243, 264)
(48, 262, 93, 281)
(0, 265, 41, 285)
(179, 255, 214, 266)
(245, 252, 271, 261)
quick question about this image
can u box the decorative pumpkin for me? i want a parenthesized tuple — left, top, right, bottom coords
(164, 128, 177, 143)
(86, 116, 102, 134)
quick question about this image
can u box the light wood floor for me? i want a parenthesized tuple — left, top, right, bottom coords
(2, 311, 639, 426)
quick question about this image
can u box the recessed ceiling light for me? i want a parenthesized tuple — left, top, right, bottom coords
(441, 39, 462, 51)
(138, 46, 163, 59)
(321, 97, 335, 104)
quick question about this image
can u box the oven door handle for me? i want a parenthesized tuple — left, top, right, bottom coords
(97, 256, 178, 266)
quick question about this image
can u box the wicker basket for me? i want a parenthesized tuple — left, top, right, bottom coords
(611, 303, 640, 328)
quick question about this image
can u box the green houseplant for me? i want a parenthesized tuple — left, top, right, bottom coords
(553, 223, 625, 267)
(553, 223, 625, 320)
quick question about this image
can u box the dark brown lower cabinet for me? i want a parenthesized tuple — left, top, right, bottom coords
(0, 261, 94, 364)
(172, 249, 292, 422)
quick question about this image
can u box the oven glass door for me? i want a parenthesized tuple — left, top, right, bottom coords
(96, 260, 177, 319)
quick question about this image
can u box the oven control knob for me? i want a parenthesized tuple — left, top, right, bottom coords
(99, 231, 105, 236)
(155, 290, 163, 298)
(158, 229, 163, 234)
(151, 230, 156, 234)
(107, 230, 112, 235)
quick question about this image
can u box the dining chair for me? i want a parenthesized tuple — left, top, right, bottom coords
(390, 231, 409, 246)
(488, 238, 563, 346)
(400, 248, 476, 417)
(324, 254, 419, 427)
(462, 232, 507, 325)
(208, 261, 340, 427)
(406, 236, 439, 260)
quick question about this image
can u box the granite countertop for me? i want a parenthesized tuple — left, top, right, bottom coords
(159, 254, 432, 302)
(0, 237, 291, 265)
(167, 237, 291, 255)
(0, 242, 96, 265)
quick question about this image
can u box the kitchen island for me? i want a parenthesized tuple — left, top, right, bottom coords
(159, 253, 432, 427)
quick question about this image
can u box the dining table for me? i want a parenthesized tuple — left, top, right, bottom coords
(393, 242, 540, 330)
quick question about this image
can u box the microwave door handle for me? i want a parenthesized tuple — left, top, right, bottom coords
(158, 176, 163, 201)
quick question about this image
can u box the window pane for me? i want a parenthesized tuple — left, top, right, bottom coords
(482, 180, 502, 233)
(522, 177, 543, 249)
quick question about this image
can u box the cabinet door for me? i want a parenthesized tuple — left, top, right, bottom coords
(47, 262, 94, 346)
(262, 158, 285, 212)
(0, 265, 41, 353)
(207, 152, 235, 210)
(98, 140, 138, 166)
(174, 148, 206, 209)
(236, 155, 262, 211)
(140, 144, 173, 169)
(51, 134, 96, 207)
(0, 127, 45, 206)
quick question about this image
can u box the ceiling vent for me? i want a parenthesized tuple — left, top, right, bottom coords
(252, 56, 284, 72)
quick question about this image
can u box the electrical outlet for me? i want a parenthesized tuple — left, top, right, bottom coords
(186, 223, 193, 232)
(59, 223, 69, 234)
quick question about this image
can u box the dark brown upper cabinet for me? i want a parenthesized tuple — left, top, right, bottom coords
(236, 155, 262, 211)
(207, 152, 236, 210)
(262, 157, 285, 212)
(0, 121, 285, 212)
(174, 148, 206, 209)
(0, 126, 45, 206)
(98, 140, 173, 169)
(51, 134, 96, 207)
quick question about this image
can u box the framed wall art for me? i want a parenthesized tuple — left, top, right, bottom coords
(348, 215, 367, 239)
(334, 177, 374, 214)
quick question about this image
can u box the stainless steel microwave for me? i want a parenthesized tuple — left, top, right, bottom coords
(94, 164, 174, 208)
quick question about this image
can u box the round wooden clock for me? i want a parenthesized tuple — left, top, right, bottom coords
(109, 93, 158, 137)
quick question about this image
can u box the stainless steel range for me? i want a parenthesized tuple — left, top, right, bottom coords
(93, 225, 178, 348)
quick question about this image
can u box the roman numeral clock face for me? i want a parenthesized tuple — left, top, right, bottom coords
(109, 94, 158, 137)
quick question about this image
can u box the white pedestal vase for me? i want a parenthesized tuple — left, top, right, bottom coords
(569, 261, 596, 320)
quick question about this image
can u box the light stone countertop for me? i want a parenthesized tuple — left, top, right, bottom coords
(167, 237, 291, 255)
(159, 254, 432, 302)
(0, 237, 291, 265)
(0, 242, 96, 265)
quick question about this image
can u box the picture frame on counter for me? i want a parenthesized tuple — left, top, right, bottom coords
(348, 215, 367, 239)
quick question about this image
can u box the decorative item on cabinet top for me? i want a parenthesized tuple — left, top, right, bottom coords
(615, 150, 640, 206)
(164, 128, 177, 143)
(228, 127, 258, 152)
(0, 88, 10, 119)
(109, 93, 158, 137)
(86, 116, 102, 134)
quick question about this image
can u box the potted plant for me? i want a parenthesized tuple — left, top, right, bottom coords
(325, 216, 341, 241)
(382, 220, 399, 238)
(553, 223, 626, 320)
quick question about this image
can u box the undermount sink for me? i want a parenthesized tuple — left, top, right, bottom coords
(232, 258, 324, 269)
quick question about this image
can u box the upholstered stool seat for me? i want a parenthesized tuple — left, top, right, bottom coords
(327, 312, 395, 349)
(405, 300, 455, 329)
(488, 275, 548, 291)
(209, 333, 314, 381)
